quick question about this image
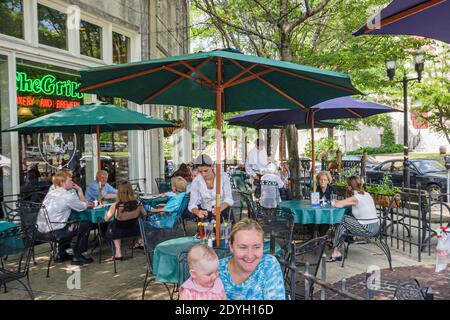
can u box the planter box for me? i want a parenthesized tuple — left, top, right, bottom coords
(370, 193, 401, 208)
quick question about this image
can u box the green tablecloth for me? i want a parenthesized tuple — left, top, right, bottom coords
(0, 221, 24, 257)
(0, 220, 16, 232)
(279, 200, 347, 225)
(70, 205, 111, 223)
(153, 236, 282, 284)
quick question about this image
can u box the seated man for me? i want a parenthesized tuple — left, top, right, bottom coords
(36, 170, 93, 265)
(85, 170, 117, 202)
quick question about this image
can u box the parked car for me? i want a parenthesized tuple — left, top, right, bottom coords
(100, 142, 114, 152)
(342, 154, 379, 170)
(26, 146, 41, 158)
(367, 159, 448, 195)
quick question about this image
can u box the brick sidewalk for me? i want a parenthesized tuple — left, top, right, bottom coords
(314, 264, 450, 300)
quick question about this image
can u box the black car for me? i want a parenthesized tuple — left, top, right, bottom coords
(367, 159, 448, 194)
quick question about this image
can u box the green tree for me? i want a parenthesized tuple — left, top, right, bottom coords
(413, 75, 450, 145)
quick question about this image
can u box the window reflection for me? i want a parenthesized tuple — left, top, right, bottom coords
(38, 3, 67, 50)
(112, 31, 129, 64)
(80, 20, 102, 59)
(0, 0, 23, 39)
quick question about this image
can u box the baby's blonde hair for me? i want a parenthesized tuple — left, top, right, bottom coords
(187, 244, 218, 270)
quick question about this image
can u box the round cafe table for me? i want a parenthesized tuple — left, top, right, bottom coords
(278, 200, 348, 225)
(153, 236, 282, 284)
(70, 204, 112, 223)
(0, 221, 23, 257)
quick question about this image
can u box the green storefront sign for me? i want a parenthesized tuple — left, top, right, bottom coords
(16, 71, 84, 99)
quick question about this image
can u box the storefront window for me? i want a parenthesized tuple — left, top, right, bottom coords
(97, 96, 130, 188)
(38, 3, 67, 50)
(16, 59, 85, 198)
(80, 19, 102, 59)
(0, 54, 13, 218)
(112, 31, 129, 64)
(0, 0, 24, 39)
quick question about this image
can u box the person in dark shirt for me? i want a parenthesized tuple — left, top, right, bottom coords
(317, 171, 336, 202)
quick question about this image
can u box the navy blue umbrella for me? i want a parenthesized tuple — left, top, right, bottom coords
(226, 97, 399, 191)
(353, 0, 450, 43)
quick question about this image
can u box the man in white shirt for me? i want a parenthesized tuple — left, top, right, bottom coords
(37, 171, 93, 265)
(245, 139, 268, 199)
(188, 154, 234, 223)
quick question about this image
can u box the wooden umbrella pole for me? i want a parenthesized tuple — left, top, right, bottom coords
(215, 57, 223, 248)
(96, 125, 103, 204)
(311, 111, 316, 193)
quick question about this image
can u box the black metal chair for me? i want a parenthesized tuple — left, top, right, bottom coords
(340, 196, 394, 270)
(0, 224, 36, 299)
(393, 279, 427, 300)
(283, 236, 327, 300)
(34, 203, 84, 277)
(138, 213, 187, 300)
(255, 206, 294, 259)
(155, 178, 172, 193)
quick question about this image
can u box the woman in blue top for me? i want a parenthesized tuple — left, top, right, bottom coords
(218, 218, 285, 300)
(149, 176, 187, 228)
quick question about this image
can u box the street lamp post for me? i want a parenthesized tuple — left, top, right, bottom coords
(386, 53, 424, 189)
(197, 111, 203, 157)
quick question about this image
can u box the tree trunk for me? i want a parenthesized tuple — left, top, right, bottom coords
(286, 124, 302, 198)
(327, 127, 334, 160)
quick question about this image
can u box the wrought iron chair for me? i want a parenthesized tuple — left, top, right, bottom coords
(255, 206, 294, 259)
(340, 196, 394, 270)
(138, 211, 187, 300)
(393, 279, 427, 300)
(283, 236, 327, 300)
(155, 177, 172, 193)
(33, 203, 83, 277)
(0, 224, 36, 299)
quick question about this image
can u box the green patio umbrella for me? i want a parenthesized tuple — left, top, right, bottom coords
(79, 48, 361, 246)
(3, 103, 175, 203)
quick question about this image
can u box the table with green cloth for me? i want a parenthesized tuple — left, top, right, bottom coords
(0, 221, 24, 257)
(70, 204, 112, 223)
(278, 200, 348, 225)
(153, 236, 282, 284)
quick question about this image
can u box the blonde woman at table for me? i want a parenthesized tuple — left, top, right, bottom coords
(104, 181, 146, 260)
(179, 244, 227, 300)
(328, 176, 379, 262)
(218, 218, 285, 300)
(149, 176, 187, 228)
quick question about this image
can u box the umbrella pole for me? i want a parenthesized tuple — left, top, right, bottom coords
(215, 57, 223, 248)
(311, 111, 316, 193)
(96, 125, 103, 204)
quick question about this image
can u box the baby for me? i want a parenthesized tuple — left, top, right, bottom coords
(179, 244, 227, 300)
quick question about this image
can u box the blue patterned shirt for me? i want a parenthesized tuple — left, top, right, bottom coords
(219, 254, 285, 300)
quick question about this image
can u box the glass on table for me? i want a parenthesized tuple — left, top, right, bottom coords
(331, 194, 338, 207)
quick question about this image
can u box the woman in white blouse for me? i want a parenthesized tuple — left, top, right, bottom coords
(188, 154, 234, 222)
